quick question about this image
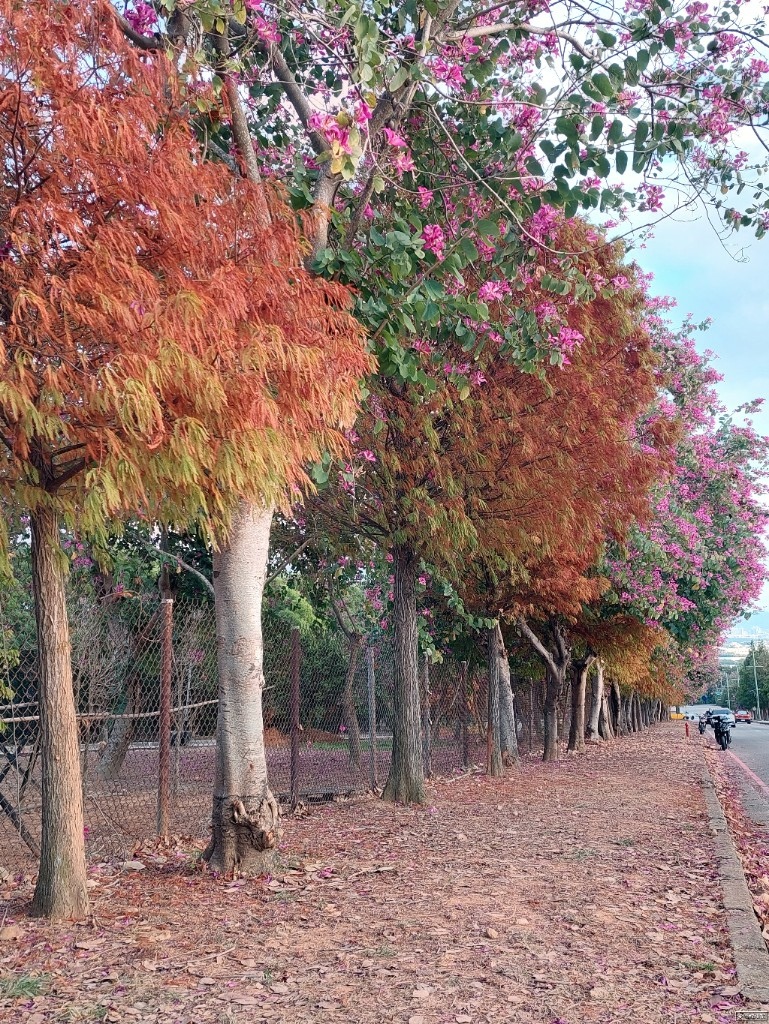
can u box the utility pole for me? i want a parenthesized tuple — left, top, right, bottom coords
(752, 646, 762, 721)
(724, 670, 731, 709)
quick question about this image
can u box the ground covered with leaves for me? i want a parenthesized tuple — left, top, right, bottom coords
(707, 746, 769, 945)
(0, 724, 760, 1024)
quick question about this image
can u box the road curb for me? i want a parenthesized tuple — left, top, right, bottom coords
(702, 764, 769, 1005)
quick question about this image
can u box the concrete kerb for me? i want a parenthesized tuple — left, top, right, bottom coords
(701, 762, 769, 1005)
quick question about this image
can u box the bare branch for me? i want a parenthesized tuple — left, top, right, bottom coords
(269, 46, 328, 156)
(516, 616, 558, 677)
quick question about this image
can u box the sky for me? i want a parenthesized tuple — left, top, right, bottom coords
(634, 209, 769, 630)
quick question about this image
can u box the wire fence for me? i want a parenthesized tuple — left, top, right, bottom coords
(0, 596, 502, 870)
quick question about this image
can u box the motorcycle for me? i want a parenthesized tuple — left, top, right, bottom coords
(713, 718, 732, 751)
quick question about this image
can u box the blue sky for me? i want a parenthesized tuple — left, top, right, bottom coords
(634, 212, 769, 620)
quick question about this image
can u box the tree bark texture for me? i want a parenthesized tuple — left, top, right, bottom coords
(598, 683, 615, 740)
(543, 666, 563, 762)
(488, 623, 518, 768)
(207, 502, 280, 874)
(342, 634, 363, 771)
(487, 625, 503, 777)
(567, 658, 593, 753)
(30, 506, 90, 920)
(382, 545, 426, 804)
(587, 660, 604, 742)
(611, 681, 625, 735)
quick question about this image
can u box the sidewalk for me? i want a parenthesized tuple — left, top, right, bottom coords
(0, 724, 765, 1024)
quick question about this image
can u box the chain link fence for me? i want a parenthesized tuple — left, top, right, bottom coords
(0, 597, 501, 870)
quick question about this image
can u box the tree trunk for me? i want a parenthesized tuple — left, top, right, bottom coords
(498, 642, 519, 766)
(487, 622, 520, 773)
(611, 682, 625, 735)
(97, 673, 140, 781)
(543, 666, 563, 762)
(567, 659, 591, 753)
(598, 684, 615, 740)
(206, 502, 279, 875)
(382, 545, 425, 804)
(342, 635, 363, 771)
(587, 660, 604, 742)
(30, 505, 89, 920)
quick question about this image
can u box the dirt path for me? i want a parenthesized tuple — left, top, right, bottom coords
(0, 724, 752, 1023)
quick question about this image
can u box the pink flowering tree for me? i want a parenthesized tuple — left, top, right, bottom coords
(604, 314, 769, 689)
(117, 0, 769, 802)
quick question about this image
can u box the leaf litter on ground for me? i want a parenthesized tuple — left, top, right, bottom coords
(0, 723, 764, 1024)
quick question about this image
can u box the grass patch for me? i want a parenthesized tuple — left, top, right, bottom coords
(0, 973, 47, 998)
(681, 959, 716, 972)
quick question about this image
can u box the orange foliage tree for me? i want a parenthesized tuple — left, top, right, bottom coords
(0, 0, 367, 917)
(448, 222, 675, 763)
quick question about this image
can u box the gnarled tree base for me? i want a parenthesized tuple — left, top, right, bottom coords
(381, 773, 426, 805)
(204, 791, 280, 875)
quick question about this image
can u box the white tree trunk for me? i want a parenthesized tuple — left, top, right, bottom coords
(206, 502, 279, 874)
(488, 623, 519, 770)
(587, 660, 604, 742)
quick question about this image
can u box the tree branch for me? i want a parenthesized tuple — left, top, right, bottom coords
(269, 46, 328, 156)
(136, 536, 215, 597)
(266, 537, 311, 584)
(114, 12, 162, 51)
(516, 615, 557, 677)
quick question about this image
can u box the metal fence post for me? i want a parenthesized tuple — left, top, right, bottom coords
(460, 660, 469, 768)
(290, 627, 301, 809)
(366, 645, 377, 791)
(422, 653, 432, 778)
(157, 597, 173, 837)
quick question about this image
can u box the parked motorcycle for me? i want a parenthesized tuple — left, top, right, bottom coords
(713, 717, 732, 750)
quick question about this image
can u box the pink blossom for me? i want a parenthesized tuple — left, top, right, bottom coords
(383, 127, 408, 148)
(393, 150, 416, 175)
(125, 2, 156, 35)
(421, 223, 445, 260)
(416, 186, 434, 210)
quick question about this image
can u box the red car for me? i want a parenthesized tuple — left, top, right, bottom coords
(734, 709, 753, 724)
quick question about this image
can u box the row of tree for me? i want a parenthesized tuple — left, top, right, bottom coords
(1, 0, 767, 920)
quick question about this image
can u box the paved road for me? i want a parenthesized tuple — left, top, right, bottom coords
(723, 721, 769, 789)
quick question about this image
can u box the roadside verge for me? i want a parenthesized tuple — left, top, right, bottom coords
(702, 758, 769, 1004)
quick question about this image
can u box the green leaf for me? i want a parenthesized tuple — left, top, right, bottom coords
(592, 73, 615, 97)
(663, 28, 676, 49)
(590, 115, 605, 141)
(616, 150, 628, 174)
(389, 65, 409, 91)
(608, 119, 624, 144)
(526, 156, 544, 177)
(596, 29, 617, 47)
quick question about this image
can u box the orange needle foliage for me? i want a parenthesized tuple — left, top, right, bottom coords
(0, 0, 369, 552)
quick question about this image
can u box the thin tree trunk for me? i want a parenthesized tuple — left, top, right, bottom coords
(97, 673, 140, 781)
(543, 667, 562, 762)
(30, 505, 89, 920)
(342, 635, 363, 771)
(498, 655, 519, 766)
(587, 660, 604, 742)
(567, 659, 591, 753)
(487, 625, 503, 777)
(206, 502, 279, 874)
(611, 682, 625, 735)
(382, 545, 425, 804)
(598, 684, 615, 740)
